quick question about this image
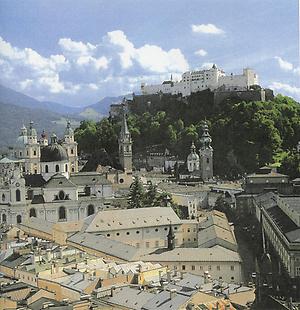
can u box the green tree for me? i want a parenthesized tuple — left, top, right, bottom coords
(128, 177, 144, 209)
(144, 182, 159, 207)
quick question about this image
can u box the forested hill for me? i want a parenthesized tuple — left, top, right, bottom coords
(75, 93, 300, 179)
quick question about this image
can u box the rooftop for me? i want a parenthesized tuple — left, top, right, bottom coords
(84, 207, 182, 233)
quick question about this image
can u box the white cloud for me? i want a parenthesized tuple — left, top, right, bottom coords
(0, 31, 190, 105)
(58, 38, 96, 57)
(200, 62, 214, 69)
(274, 56, 293, 71)
(274, 56, 300, 76)
(269, 81, 300, 97)
(107, 30, 189, 73)
(195, 49, 207, 57)
(76, 55, 109, 70)
(191, 24, 224, 35)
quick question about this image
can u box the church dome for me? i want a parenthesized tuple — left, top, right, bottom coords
(40, 144, 68, 162)
(15, 135, 28, 147)
(187, 152, 199, 161)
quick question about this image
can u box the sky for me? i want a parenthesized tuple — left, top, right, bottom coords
(0, 0, 299, 107)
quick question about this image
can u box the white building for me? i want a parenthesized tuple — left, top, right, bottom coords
(141, 64, 259, 97)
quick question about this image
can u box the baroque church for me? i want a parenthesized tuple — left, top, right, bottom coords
(0, 113, 133, 225)
(180, 121, 214, 181)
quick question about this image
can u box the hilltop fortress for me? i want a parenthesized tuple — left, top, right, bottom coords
(141, 64, 259, 96)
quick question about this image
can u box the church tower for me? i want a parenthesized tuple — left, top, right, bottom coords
(187, 142, 200, 172)
(119, 107, 132, 173)
(199, 121, 213, 181)
(62, 121, 78, 173)
(26, 121, 41, 174)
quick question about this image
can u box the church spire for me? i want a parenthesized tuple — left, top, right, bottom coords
(167, 223, 175, 250)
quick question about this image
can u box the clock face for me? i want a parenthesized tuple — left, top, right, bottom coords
(16, 182, 20, 187)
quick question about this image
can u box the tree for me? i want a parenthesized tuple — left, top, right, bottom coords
(128, 177, 144, 208)
(144, 182, 159, 207)
(279, 151, 300, 179)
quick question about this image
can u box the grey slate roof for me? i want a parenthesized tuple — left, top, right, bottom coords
(70, 172, 112, 186)
(141, 290, 190, 310)
(67, 232, 139, 261)
(44, 174, 77, 189)
(106, 286, 155, 309)
(19, 217, 55, 235)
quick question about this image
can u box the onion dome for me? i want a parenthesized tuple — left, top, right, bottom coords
(200, 121, 212, 149)
(28, 121, 37, 137)
(187, 142, 199, 161)
(64, 121, 74, 136)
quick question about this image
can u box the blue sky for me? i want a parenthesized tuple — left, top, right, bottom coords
(0, 0, 299, 106)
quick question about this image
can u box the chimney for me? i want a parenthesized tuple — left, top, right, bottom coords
(170, 288, 176, 300)
(167, 270, 171, 283)
(180, 271, 184, 280)
(204, 271, 209, 284)
(186, 303, 195, 310)
(110, 285, 116, 297)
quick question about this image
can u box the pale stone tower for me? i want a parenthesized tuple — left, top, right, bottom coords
(199, 121, 213, 181)
(26, 121, 41, 174)
(119, 107, 132, 173)
(62, 121, 78, 173)
(187, 142, 200, 172)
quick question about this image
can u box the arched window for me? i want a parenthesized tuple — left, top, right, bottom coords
(58, 190, 65, 200)
(87, 204, 95, 216)
(45, 165, 49, 173)
(2, 194, 5, 202)
(65, 164, 68, 172)
(2, 214, 6, 223)
(29, 208, 37, 218)
(55, 165, 59, 172)
(16, 189, 21, 202)
(17, 215, 22, 224)
(59, 206, 66, 220)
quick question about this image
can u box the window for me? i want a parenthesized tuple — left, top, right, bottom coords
(146, 242, 150, 248)
(58, 206, 66, 220)
(45, 165, 49, 173)
(182, 265, 186, 270)
(206, 158, 209, 164)
(17, 215, 22, 224)
(296, 267, 300, 276)
(187, 229, 190, 232)
(29, 208, 37, 218)
(55, 164, 59, 172)
(71, 149, 74, 154)
(217, 266, 220, 271)
(199, 266, 203, 270)
(136, 230, 140, 234)
(106, 234, 110, 237)
(126, 232, 130, 235)
(116, 233, 120, 236)
(33, 150, 36, 156)
(58, 190, 65, 200)
(208, 265, 211, 271)
(136, 243, 140, 248)
(231, 277, 235, 280)
(192, 265, 195, 271)
(87, 205, 95, 216)
(155, 228, 158, 232)
(2, 214, 7, 223)
(16, 189, 21, 202)
(2, 194, 5, 202)
(231, 266, 235, 271)
(65, 164, 68, 172)
(155, 241, 159, 247)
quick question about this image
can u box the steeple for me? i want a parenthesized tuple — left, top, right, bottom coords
(167, 224, 175, 250)
(199, 121, 212, 150)
(199, 121, 213, 181)
(118, 105, 132, 173)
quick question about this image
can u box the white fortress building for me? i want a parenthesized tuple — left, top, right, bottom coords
(141, 64, 259, 97)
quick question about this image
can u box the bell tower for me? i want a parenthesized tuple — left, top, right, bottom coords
(199, 121, 213, 181)
(118, 106, 132, 173)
